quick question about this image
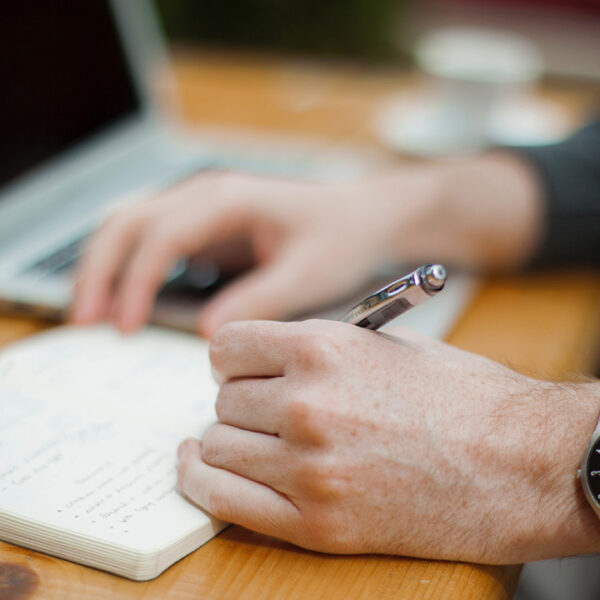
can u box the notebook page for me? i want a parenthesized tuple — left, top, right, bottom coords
(0, 325, 224, 554)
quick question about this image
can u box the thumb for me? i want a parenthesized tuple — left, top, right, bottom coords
(196, 246, 315, 337)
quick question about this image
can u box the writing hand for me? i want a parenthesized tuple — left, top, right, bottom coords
(177, 319, 600, 562)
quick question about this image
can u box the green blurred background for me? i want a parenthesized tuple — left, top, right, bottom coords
(153, 0, 403, 61)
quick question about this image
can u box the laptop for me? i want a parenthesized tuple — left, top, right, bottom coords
(0, 0, 359, 329)
(0, 0, 475, 338)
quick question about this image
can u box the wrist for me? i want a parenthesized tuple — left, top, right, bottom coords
(441, 153, 544, 270)
(517, 380, 600, 561)
(369, 153, 544, 270)
(357, 164, 449, 264)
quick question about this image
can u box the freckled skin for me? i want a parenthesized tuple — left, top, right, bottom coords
(178, 319, 600, 564)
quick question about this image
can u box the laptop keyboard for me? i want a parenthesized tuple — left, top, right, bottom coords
(22, 159, 210, 279)
(22, 149, 312, 280)
(25, 235, 87, 277)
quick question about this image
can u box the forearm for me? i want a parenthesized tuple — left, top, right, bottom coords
(368, 153, 545, 271)
(373, 119, 600, 272)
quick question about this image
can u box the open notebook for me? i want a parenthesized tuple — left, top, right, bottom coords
(0, 272, 475, 580)
(0, 326, 225, 580)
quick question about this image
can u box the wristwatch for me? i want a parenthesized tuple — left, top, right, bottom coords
(578, 416, 600, 518)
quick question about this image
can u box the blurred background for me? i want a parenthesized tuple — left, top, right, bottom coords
(154, 0, 600, 76)
(152, 0, 600, 159)
(154, 0, 400, 61)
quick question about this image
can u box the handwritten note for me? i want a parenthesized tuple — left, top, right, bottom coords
(0, 325, 220, 551)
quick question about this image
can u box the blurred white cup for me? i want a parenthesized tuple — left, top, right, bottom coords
(416, 27, 543, 149)
(375, 26, 572, 156)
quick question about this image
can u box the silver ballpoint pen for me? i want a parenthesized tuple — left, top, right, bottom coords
(340, 264, 447, 330)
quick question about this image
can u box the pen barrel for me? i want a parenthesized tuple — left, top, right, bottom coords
(341, 264, 446, 329)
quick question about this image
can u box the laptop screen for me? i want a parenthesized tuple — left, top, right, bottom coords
(0, 1, 141, 190)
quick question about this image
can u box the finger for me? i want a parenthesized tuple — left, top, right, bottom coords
(209, 320, 296, 382)
(72, 207, 156, 324)
(201, 424, 292, 491)
(110, 169, 286, 332)
(177, 439, 301, 539)
(113, 204, 254, 332)
(216, 378, 286, 434)
(72, 171, 233, 326)
(198, 243, 322, 337)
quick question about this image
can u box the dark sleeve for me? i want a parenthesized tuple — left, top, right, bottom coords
(514, 118, 600, 267)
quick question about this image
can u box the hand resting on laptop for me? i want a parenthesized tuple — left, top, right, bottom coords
(71, 155, 539, 337)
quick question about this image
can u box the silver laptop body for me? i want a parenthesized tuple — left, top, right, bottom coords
(0, 1, 217, 321)
(0, 1, 474, 338)
(0, 0, 342, 328)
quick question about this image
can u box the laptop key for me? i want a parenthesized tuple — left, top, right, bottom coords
(24, 235, 87, 277)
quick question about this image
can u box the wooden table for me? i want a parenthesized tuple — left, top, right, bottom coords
(1, 48, 600, 600)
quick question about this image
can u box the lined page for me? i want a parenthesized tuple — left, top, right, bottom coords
(0, 325, 222, 553)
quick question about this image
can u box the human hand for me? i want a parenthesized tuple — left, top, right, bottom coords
(177, 319, 600, 563)
(71, 170, 435, 336)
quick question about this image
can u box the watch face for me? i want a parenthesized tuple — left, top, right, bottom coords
(586, 438, 600, 506)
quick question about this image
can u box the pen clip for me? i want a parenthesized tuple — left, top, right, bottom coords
(340, 264, 447, 328)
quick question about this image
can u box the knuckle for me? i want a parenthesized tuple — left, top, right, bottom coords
(286, 393, 312, 423)
(290, 321, 344, 374)
(294, 456, 344, 501)
(284, 394, 326, 444)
